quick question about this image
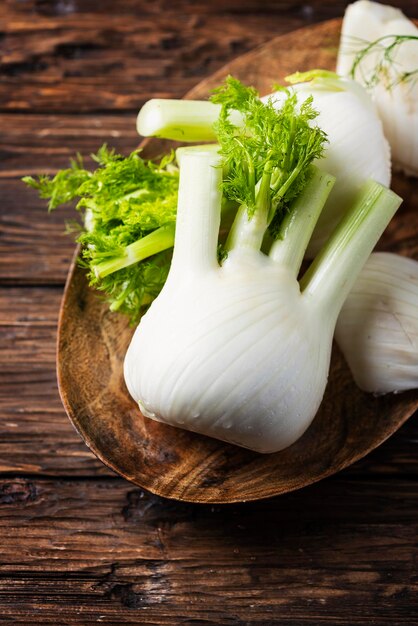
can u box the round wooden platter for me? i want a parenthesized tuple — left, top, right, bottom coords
(57, 18, 418, 504)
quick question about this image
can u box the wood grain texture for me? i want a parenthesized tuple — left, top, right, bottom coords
(0, 477, 417, 624)
(1, 0, 418, 622)
(0, 0, 355, 114)
(0, 114, 139, 177)
(0, 287, 111, 475)
(2, 0, 417, 113)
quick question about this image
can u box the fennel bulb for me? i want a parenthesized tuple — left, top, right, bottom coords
(336, 252, 418, 393)
(124, 149, 401, 453)
(137, 74, 390, 256)
(337, 0, 418, 176)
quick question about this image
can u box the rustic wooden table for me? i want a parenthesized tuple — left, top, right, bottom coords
(1, 1, 418, 623)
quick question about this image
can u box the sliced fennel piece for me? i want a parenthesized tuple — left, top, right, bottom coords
(137, 78, 390, 256)
(124, 149, 401, 454)
(336, 252, 418, 394)
(337, 0, 418, 176)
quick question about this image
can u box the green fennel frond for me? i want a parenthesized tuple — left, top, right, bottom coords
(347, 34, 418, 90)
(211, 76, 327, 228)
(23, 145, 179, 322)
(87, 250, 172, 322)
(22, 154, 90, 210)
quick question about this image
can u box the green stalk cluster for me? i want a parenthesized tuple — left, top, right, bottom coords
(24, 76, 401, 324)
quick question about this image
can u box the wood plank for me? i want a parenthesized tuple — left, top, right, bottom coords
(0, 287, 109, 475)
(0, 286, 417, 478)
(0, 179, 76, 284)
(0, 113, 139, 178)
(0, 477, 416, 623)
(2, 0, 415, 114)
(0, 0, 341, 114)
(0, 113, 141, 284)
(0, 366, 110, 476)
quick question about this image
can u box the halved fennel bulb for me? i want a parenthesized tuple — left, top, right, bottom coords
(336, 252, 418, 393)
(337, 0, 418, 176)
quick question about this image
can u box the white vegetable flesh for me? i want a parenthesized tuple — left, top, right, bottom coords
(126, 249, 331, 452)
(336, 252, 418, 393)
(124, 150, 401, 453)
(337, 0, 418, 176)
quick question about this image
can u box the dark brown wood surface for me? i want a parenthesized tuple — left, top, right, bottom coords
(1, 0, 418, 623)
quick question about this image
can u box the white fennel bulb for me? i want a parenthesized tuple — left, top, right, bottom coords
(336, 252, 418, 393)
(124, 149, 400, 453)
(337, 0, 418, 176)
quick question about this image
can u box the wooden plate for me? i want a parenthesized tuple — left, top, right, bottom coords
(57, 18, 418, 503)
